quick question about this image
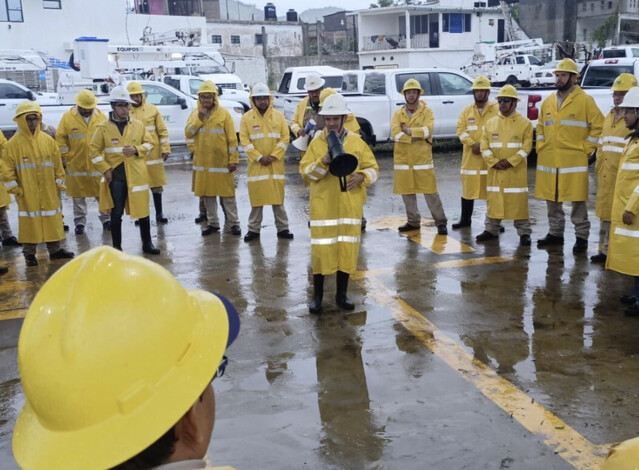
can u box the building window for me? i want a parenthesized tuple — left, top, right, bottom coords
(1, 0, 24, 21)
(409, 14, 429, 35)
(600, 0, 604, 8)
(608, 0, 612, 7)
(231, 35, 240, 45)
(211, 34, 222, 44)
(582, 2, 586, 10)
(590, 2, 594, 11)
(255, 33, 263, 45)
(583, 28, 588, 40)
(43, 0, 61, 8)
(442, 13, 471, 33)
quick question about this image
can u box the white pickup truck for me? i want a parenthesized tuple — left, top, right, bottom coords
(0, 79, 244, 144)
(161, 74, 250, 112)
(463, 54, 543, 87)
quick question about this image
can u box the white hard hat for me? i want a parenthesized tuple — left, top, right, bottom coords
(304, 73, 325, 91)
(109, 86, 135, 104)
(319, 93, 350, 116)
(619, 87, 639, 108)
(251, 82, 271, 97)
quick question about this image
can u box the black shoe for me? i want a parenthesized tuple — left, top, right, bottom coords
(0, 265, 8, 275)
(195, 214, 207, 224)
(142, 244, 161, 255)
(590, 253, 607, 263)
(620, 295, 637, 305)
(49, 248, 75, 260)
(309, 274, 324, 314)
(437, 225, 448, 235)
(624, 303, 639, 317)
(361, 218, 367, 231)
(537, 233, 564, 247)
(74, 224, 85, 235)
(476, 230, 498, 242)
(2, 236, 20, 247)
(336, 294, 355, 310)
(244, 231, 260, 242)
(398, 223, 420, 232)
(102, 221, 111, 231)
(520, 234, 531, 246)
(452, 219, 471, 229)
(63, 224, 69, 232)
(156, 214, 168, 225)
(573, 237, 588, 253)
(499, 226, 505, 233)
(309, 296, 323, 314)
(134, 219, 140, 226)
(24, 254, 38, 267)
(202, 225, 220, 236)
(230, 225, 241, 236)
(277, 230, 294, 239)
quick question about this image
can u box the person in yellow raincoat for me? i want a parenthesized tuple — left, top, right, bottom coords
(454, 75, 499, 229)
(240, 82, 293, 242)
(0, 129, 19, 250)
(476, 85, 534, 246)
(606, 86, 639, 317)
(300, 93, 379, 314)
(89, 86, 160, 255)
(2, 101, 74, 267)
(290, 72, 325, 150)
(185, 80, 241, 236)
(12, 246, 240, 470)
(535, 58, 604, 253)
(127, 81, 171, 225)
(392, 78, 448, 235)
(591, 73, 637, 263)
(56, 89, 109, 235)
(601, 436, 639, 470)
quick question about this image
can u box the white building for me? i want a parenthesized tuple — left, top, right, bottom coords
(353, 1, 509, 70)
(207, 20, 303, 57)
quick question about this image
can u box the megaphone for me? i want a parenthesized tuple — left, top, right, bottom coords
(292, 119, 316, 151)
(327, 131, 358, 192)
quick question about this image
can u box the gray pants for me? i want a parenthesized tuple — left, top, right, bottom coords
(248, 205, 289, 233)
(546, 200, 590, 239)
(22, 241, 61, 256)
(203, 196, 239, 228)
(402, 193, 447, 226)
(72, 198, 110, 226)
(0, 207, 14, 239)
(486, 217, 531, 236)
(598, 220, 611, 255)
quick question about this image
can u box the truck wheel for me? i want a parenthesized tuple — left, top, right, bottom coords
(506, 75, 519, 86)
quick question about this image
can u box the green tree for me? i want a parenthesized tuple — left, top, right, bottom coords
(592, 9, 619, 47)
(370, 0, 402, 8)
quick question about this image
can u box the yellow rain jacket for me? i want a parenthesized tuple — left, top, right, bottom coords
(55, 106, 106, 197)
(457, 101, 499, 199)
(535, 86, 603, 202)
(290, 96, 319, 136)
(89, 117, 153, 219)
(240, 95, 290, 207)
(595, 110, 628, 221)
(0, 130, 10, 208)
(129, 95, 170, 187)
(391, 100, 436, 195)
(185, 101, 238, 197)
(2, 114, 65, 244)
(300, 129, 379, 275)
(480, 111, 533, 220)
(606, 132, 639, 276)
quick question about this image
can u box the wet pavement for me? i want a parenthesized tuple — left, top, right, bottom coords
(0, 143, 637, 469)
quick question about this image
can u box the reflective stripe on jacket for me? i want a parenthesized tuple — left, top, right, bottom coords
(129, 97, 170, 188)
(595, 110, 628, 221)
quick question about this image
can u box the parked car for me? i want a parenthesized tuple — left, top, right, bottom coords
(601, 45, 639, 59)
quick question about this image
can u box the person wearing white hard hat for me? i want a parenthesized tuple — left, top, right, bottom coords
(12, 246, 241, 470)
(290, 72, 325, 156)
(89, 86, 160, 255)
(2, 101, 74, 267)
(240, 82, 293, 242)
(535, 58, 604, 254)
(300, 93, 379, 314)
(606, 86, 639, 317)
(56, 89, 110, 235)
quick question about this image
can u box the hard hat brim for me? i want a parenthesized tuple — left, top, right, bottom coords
(110, 98, 136, 104)
(304, 77, 325, 91)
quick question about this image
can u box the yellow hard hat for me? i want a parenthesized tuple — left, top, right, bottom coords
(401, 78, 424, 95)
(13, 101, 42, 119)
(472, 75, 491, 90)
(319, 88, 337, 106)
(74, 89, 97, 109)
(496, 84, 521, 102)
(601, 437, 639, 470)
(13, 246, 240, 470)
(197, 80, 219, 95)
(126, 81, 145, 96)
(612, 73, 638, 92)
(553, 58, 580, 75)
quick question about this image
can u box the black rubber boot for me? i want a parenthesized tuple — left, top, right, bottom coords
(309, 274, 324, 314)
(111, 219, 122, 251)
(153, 192, 168, 224)
(139, 217, 160, 254)
(452, 198, 474, 229)
(335, 270, 355, 310)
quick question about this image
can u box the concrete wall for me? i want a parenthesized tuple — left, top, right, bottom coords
(519, 0, 578, 42)
(225, 56, 267, 87)
(207, 21, 303, 57)
(266, 55, 359, 90)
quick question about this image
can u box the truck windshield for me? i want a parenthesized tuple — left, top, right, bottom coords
(363, 73, 386, 95)
(582, 65, 634, 87)
(195, 65, 230, 74)
(602, 50, 627, 58)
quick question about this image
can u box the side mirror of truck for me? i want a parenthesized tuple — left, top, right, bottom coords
(27, 90, 36, 101)
(177, 97, 188, 110)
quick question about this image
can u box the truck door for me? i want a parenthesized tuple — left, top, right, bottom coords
(432, 72, 474, 138)
(140, 83, 190, 145)
(0, 82, 34, 133)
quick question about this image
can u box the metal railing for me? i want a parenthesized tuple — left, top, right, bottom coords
(360, 34, 434, 52)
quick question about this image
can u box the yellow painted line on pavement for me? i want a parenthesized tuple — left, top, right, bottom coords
(433, 256, 516, 269)
(353, 271, 606, 469)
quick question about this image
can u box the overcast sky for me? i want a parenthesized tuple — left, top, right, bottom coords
(261, 1, 374, 13)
